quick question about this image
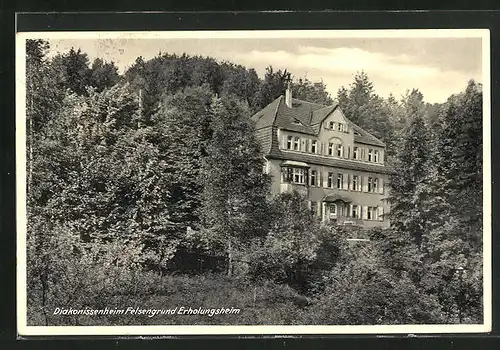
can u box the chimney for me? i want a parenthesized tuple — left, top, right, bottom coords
(285, 82, 292, 108)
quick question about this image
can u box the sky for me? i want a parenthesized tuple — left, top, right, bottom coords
(46, 36, 484, 104)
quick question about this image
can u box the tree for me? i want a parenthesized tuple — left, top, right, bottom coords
(52, 48, 92, 96)
(388, 98, 433, 248)
(337, 71, 396, 148)
(252, 66, 291, 110)
(337, 70, 374, 125)
(435, 81, 482, 231)
(307, 241, 442, 325)
(199, 95, 270, 276)
(248, 192, 321, 288)
(221, 64, 260, 109)
(291, 77, 333, 105)
(150, 85, 215, 234)
(89, 58, 120, 92)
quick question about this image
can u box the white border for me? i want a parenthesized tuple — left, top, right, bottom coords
(16, 29, 492, 336)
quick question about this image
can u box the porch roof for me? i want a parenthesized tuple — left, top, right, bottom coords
(281, 160, 310, 168)
(322, 193, 352, 203)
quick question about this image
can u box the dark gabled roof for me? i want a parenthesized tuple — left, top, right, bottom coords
(252, 96, 385, 147)
(352, 124, 386, 147)
(252, 96, 282, 130)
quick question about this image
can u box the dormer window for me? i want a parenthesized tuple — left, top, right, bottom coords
(354, 130, 361, 136)
(353, 147, 359, 160)
(292, 118, 302, 125)
(286, 136, 293, 150)
(374, 150, 379, 162)
(368, 149, 374, 162)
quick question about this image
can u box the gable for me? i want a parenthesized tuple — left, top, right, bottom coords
(321, 108, 349, 130)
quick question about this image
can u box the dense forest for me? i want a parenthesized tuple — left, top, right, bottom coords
(25, 39, 483, 326)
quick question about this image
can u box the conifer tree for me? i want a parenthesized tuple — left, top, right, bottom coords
(388, 93, 432, 248)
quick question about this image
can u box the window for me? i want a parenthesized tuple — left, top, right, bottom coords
(337, 123, 344, 132)
(352, 175, 359, 191)
(374, 150, 379, 162)
(330, 203, 337, 216)
(351, 205, 358, 218)
(327, 172, 334, 188)
(328, 143, 334, 156)
(367, 177, 378, 193)
(311, 140, 317, 153)
(286, 136, 293, 150)
(367, 207, 373, 220)
(328, 121, 335, 129)
(310, 201, 317, 215)
(310, 170, 317, 186)
(367, 206, 377, 220)
(353, 147, 359, 160)
(293, 137, 300, 151)
(292, 168, 305, 184)
(336, 145, 343, 157)
(337, 174, 343, 189)
(368, 149, 373, 162)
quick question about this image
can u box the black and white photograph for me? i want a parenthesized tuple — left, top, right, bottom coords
(16, 29, 491, 335)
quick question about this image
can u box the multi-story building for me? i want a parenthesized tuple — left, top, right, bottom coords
(252, 87, 390, 228)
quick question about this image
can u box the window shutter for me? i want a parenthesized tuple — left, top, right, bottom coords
(362, 206, 368, 220)
(305, 169, 309, 185)
(347, 146, 351, 159)
(342, 173, 348, 190)
(323, 172, 328, 188)
(380, 149, 385, 163)
(357, 205, 361, 219)
(378, 206, 384, 221)
(347, 174, 351, 190)
(301, 139, 306, 152)
(349, 204, 353, 218)
(282, 136, 287, 149)
(362, 176, 368, 192)
(378, 179, 384, 194)
(308, 139, 312, 152)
